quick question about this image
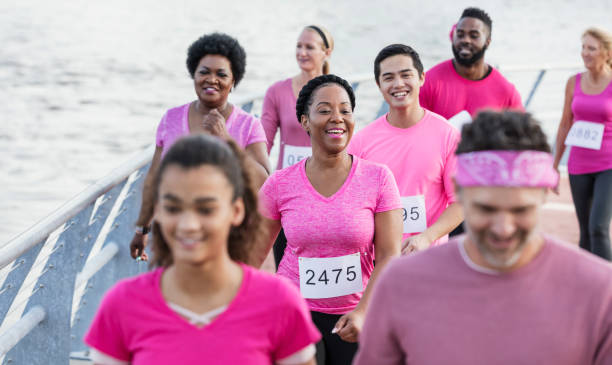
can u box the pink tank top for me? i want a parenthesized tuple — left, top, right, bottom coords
(568, 73, 612, 174)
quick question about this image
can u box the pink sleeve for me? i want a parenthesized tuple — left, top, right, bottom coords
(84, 284, 130, 362)
(155, 112, 168, 148)
(245, 116, 268, 147)
(443, 129, 460, 204)
(508, 86, 525, 112)
(272, 279, 321, 360)
(258, 174, 280, 220)
(261, 86, 280, 153)
(353, 263, 404, 364)
(376, 165, 402, 213)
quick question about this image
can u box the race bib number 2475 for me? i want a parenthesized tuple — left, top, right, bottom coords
(298, 253, 363, 299)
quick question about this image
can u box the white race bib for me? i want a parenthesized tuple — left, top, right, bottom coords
(447, 110, 472, 130)
(282, 145, 312, 168)
(298, 253, 363, 299)
(401, 195, 427, 234)
(564, 121, 604, 150)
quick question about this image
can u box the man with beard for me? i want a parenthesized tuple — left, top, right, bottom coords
(354, 111, 612, 365)
(420, 7, 523, 128)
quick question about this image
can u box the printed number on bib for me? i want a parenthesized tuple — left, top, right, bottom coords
(298, 253, 363, 299)
(564, 121, 604, 150)
(447, 110, 472, 130)
(401, 195, 427, 234)
(283, 145, 312, 168)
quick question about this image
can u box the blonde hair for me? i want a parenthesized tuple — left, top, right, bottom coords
(305, 25, 334, 74)
(583, 27, 612, 67)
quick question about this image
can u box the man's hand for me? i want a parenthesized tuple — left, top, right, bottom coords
(401, 233, 432, 255)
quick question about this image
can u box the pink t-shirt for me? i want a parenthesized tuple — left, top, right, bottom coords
(261, 78, 311, 170)
(155, 103, 267, 156)
(354, 236, 612, 365)
(84, 264, 320, 365)
(348, 110, 459, 243)
(258, 157, 401, 314)
(420, 59, 523, 119)
(568, 73, 612, 174)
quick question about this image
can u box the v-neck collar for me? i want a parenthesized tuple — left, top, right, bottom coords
(299, 155, 357, 202)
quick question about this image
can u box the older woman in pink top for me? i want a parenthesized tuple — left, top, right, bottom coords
(553, 28, 612, 260)
(130, 33, 270, 261)
(253, 75, 402, 365)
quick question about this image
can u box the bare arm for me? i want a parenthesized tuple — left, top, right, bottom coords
(245, 141, 271, 190)
(403, 201, 463, 254)
(553, 76, 576, 170)
(249, 217, 281, 268)
(335, 208, 402, 342)
(130, 146, 163, 259)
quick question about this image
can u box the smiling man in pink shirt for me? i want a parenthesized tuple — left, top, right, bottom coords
(349, 44, 462, 253)
(420, 7, 523, 127)
(355, 111, 612, 365)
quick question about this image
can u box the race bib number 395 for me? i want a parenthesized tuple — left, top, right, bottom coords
(282, 145, 312, 169)
(564, 121, 604, 150)
(298, 253, 363, 299)
(401, 195, 427, 234)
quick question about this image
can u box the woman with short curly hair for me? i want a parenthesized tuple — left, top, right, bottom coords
(130, 32, 270, 261)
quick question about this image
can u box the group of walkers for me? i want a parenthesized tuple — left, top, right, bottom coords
(85, 6, 612, 365)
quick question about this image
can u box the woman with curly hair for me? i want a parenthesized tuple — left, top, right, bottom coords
(253, 74, 402, 365)
(130, 33, 270, 261)
(86, 135, 320, 364)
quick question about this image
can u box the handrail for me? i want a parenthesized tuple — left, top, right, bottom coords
(75, 242, 119, 288)
(0, 145, 155, 270)
(497, 63, 582, 72)
(0, 306, 45, 355)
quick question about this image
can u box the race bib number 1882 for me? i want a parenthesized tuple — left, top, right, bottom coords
(564, 121, 604, 150)
(298, 253, 363, 299)
(401, 195, 427, 234)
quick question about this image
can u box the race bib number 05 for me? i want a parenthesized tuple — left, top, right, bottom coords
(564, 121, 604, 150)
(401, 195, 427, 234)
(282, 145, 312, 169)
(298, 253, 363, 299)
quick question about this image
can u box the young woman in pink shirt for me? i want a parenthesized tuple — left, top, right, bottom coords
(261, 25, 334, 269)
(85, 135, 320, 365)
(253, 75, 403, 365)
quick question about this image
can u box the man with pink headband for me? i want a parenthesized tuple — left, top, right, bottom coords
(355, 111, 612, 365)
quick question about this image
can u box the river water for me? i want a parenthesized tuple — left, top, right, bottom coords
(1, 0, 610, 243)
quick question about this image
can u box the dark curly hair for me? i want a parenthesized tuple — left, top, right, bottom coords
(150, 134, 263, 267)
(295, 74, 356, 123)
(374, 44, 424, 84)
(460, 7, 493, 37)
(456, 110, 551, 154)
(186, 33, 247, 86)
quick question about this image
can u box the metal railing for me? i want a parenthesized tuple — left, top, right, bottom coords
(0, 66, 581, 363)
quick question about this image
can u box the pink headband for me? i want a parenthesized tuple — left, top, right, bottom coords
(456, 150, 559, 188)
